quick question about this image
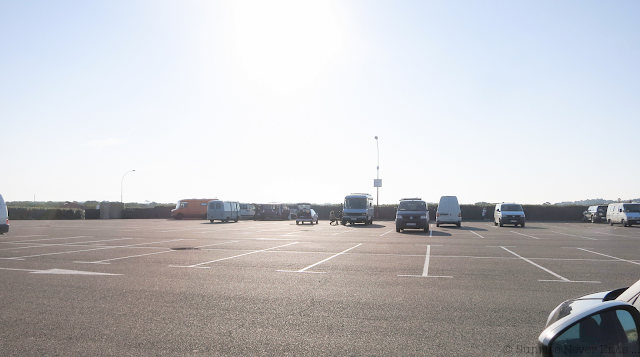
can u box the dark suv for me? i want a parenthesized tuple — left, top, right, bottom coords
(395, 198, 430, 233)
(583, 205, 607, 223)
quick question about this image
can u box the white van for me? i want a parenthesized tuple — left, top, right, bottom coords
(239, 203, 255, 220)
(0, 194, 8, 234)
(436, 196, 461, 227)
(207, 201, 240, 223)
(607, 203, 640, 227)
(494, 203, 525, 227)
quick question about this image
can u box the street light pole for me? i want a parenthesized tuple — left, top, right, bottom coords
(121, 170, 136, 207)
(375, 136, 379, 218)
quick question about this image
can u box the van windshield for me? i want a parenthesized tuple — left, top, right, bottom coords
(398, 201, 427, 211)
(623, 204, 640, 213)
(345, 198, 367, 209)
(502, 204, 523, 211)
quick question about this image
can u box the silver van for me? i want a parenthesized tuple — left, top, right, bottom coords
(436, 196, 461, 227)
(607, 203, 640, 227)
(207, 201, 240, 223)
(0, 194, 8, 234)
(341, 193, 374, 225)
(494, 203, 525, 227)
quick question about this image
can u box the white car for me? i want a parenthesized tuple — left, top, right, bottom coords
(536, 278, 640, 356)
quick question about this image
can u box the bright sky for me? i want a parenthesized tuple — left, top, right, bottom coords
(1, 0, 639, 205)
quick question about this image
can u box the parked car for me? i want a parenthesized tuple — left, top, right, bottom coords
(607, 203, 640, 227)
(295, 203, 318, 225)
(171, 199, 216, 220)
(207, 200, 240, 223)
(436, 196, 461, 227)
(583, 205, 608, 223)
(494, 203, 525, 227)
(536, 278, 640, 356)
(0, 194, 8, 234)
(395, 198, 429, 233)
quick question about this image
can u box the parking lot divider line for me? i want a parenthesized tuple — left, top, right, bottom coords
(577, 248, 640, 266)
(0, 238, 135, 251)
(552, 232, 599, 241)
(422, 245, 431, 276)
(380, 230, 394, 236)
(3, 236, 91, 244)
(295, 244, 363, 273)
(195, 241, 239, 249)
(180, 242, 300, 268)
(509, 231, 541, 239)
(470, 231, 485, 239)
(75, 249, 175, 264)
(2, 238, 191, 260)
(500, 246, 570, 282)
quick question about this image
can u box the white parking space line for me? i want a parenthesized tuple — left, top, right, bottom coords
(577, 248, 640, 266)
(470, 231, 485, 239)
(541, 224, 568, 229)
(593, 232, 640, 239)
(380, 230, 394, 236)
(278, 244, 362, 274)
(0, 238, 135, 251)
(76, 250, 175, 264)
(399, 245, 452, 278)
(2, 236, 91, 243)
(552, 232, 602, 241)
(172, 242, 300, 268)
(0, 239, 191, 260)
(1, 235, 48, 239)
(500, 246, 599, 283)
(509, 231, 542, 239)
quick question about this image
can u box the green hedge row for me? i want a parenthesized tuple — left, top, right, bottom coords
(8, 208, 85, 220)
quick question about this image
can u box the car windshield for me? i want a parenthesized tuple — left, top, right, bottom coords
(502, 204, 523, 211)
(345, 198, 367, 209)
(623, 204, 640, 213)
(398, 201, 427, 211)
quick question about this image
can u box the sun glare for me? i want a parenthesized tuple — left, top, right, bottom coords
(232, 0, 344, 93)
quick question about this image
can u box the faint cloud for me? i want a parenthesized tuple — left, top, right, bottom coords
(86, 138, 127, 148)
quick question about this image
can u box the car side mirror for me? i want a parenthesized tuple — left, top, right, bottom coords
(537, 301, 640, 356)
(496, 209, 500, 212)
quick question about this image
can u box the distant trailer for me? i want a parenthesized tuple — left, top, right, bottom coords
(171, 199, 216, 220)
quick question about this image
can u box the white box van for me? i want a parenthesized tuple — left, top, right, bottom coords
(494, 203, 525, 227)
(436, 196, 461, 227)
(607, 203, 640, 227)
(239, 203, 255, 220)
(207, 201, 240, 223)
(0, 194, 8, 234)
(341, 193, 374, 225)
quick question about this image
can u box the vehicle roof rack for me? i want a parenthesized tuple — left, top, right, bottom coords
(400, 198, 422, 201)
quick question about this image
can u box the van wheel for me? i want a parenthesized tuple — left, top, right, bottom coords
(234, 218, 238, 222)
(396, 228, 400, 232)
(210, 220, 214, 223)
(175, 213, 183, 220)
(591, 216, 596, 223)
(499, 219, 504, 227)
(521, 222, 525, 228)
(610, 219, 613, 226)
(456, 222, 461, 228)
(494, 221, 498, 226)
(436, 223, 439, 227)
(424, 226, 429, 233)
(622, 220, 627, 227)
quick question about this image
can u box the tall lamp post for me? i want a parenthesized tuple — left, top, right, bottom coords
(121, 170, 136, 208)
(374, 136, 381, 219)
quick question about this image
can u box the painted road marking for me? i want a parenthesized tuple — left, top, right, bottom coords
(0, 239, 191, 260)
(0, 238, 135, 251)
(552, 232, 602, 241)
(3, 236, 91, 243)
(577, 248, 640, 266)
(470, 231, 485, 239)
(500, 246, 599, 283)
(172, 242, 300, 268)
(380, 230, 394, 236)
(278, 244, 362, 274)
(0, 267, 121, 275)
(509, 231, 542, 239)
(399, 245, 452, 278)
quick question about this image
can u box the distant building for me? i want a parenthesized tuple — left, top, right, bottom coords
(62, 201, 84, 209)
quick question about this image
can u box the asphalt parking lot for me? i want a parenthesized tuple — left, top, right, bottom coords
(1, 219, 639, 356)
